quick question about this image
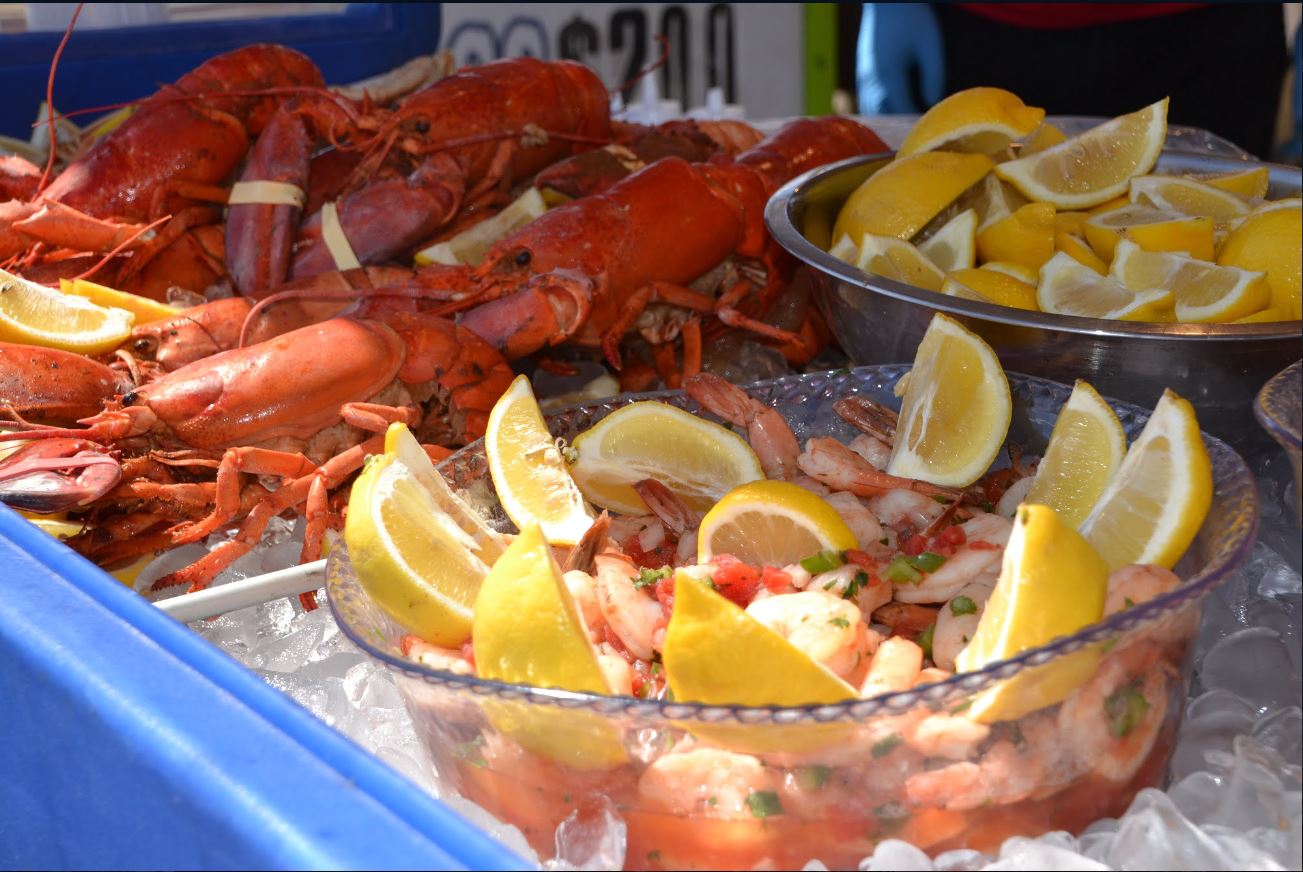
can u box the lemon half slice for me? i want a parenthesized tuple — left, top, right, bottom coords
(697, 479, 857, 566)
(899, 87, 1045, 157)
(570, 400, 763, 516)
(1080, 389, 1212, 571)
(994, 98, 1168, 209)
(855, 234, 946, 291)
(918, 208, 978, 273)
(486, 374, 593, 545)
(1038, 251, 1175, 321)
(1217, 204, 1302, 320)
(1128, 175, 1249, 224)
(956, 504, 1110, 722)
(1111, 239, 1271, 323)
(0, 268, 134, 354)
(887, 312, 1012, 487)
(1025, 381, 1127, 527)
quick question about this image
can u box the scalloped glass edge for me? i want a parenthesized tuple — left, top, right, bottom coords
(327, 366, 1259, 724)
(1255, 360, 1302, 451)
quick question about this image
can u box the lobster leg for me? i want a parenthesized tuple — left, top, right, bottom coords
(164, 447, 318, 544)
(9, 202, 155, 254)
(599, 281, 714, 370)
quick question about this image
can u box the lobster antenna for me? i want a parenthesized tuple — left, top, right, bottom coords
(36, 2, 84, 195)
(613, 34, 672, 98)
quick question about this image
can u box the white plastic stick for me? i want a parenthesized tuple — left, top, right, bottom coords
(155, 559, 327, 623)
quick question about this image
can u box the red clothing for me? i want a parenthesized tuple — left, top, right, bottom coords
(957, 3, 1207, 30)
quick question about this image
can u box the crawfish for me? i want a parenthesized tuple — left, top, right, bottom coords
(0, 301, 513, 595)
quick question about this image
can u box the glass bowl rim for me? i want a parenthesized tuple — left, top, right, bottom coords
(1254, 360, 1302, 450)
(763, 152, 1303, 342)
(327, 366, 1259, 723)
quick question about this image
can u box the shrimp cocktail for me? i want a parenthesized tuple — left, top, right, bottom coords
(328, 313, 1243, 871)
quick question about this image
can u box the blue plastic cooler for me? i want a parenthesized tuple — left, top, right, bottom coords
(0, 505, 529, 869)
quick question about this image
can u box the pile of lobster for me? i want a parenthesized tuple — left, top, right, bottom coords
(0, 43, 887, 601)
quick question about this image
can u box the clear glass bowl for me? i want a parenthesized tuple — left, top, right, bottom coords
(1255, 360, 1302, 524)
(327, 367, 1258, 871)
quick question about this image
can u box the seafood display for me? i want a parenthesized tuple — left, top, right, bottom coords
(0, 44, 887, 595)
(327, 313, 1248, 869)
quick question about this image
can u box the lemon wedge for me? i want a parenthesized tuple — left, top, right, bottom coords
(569, 400, 762, 516)
(887, 312, 1011, 488)
(994, 98, 1168, 209)
(1111, 239, 1271, 323)
(486, 374, 593, 545)
(956, 504, 1110, 723)
(59, 278, 180, 325)
(345, 423, 504, 646)
(1038, 252, 1176, 321)
(1217, 204, 1302, 320)
(697, 479, 857, 566)
(975, 202, 1056, 269)
(1083, 204, 1215, 262)
(0, 268, 134, 354)
(472, 521, 627, 770)
(942, 268, 1038, 311)
(854, 234, 946, 291)
(1019, 121, 1067, 156)
(1055, 228, 1110, 275)
(1129, 175, 1249, 224)
(898, 87, 1045, 157)
(1080, 389, 1212, 571)
(829, 234, 858, 264)
(834, 151, 994, 243)
(918, 208, 978, 272)
(414, 188, 548, 267)
(1201, 166, 1269, 199)
(979, 261, 1039, 285)
(1024, 381, 1127, 527)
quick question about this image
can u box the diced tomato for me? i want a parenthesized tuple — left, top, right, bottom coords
(625, 535, 677, 569)
(900, 534, 928, 556)
(845, 548, 875, 568)
(935, 525, 966, 548)
(709, 554, 762, 606)
(761, 565, 793, 592)
(654, 575, 676, 614)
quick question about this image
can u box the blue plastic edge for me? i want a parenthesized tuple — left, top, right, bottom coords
(0, 505, 531, 871)
(0, 3, 444, 138)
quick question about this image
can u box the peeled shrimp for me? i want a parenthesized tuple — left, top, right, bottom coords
(860, 636, 924, 697)
(595, 646, 634, 696)
(823, 491, 884, 550)
(904, 712, 991, 761)
(684, 372, 800, 479)
(745, 590, 872, 682)
(868, 488, 949, 529)
(1104, 564, 1181, 616)
(594, 552, 664, 661)
(894, 513, 1011, 605)
(848, 433, 892, 470)
(799, 437, 961, 500)
(904, 735, 1044, 811)
(931, 577, 996, 671)
(405, 637, 473, 675)
(563, 569, 604, 643)
(808, 563, 892, 618)
(638, 747, 779, 819)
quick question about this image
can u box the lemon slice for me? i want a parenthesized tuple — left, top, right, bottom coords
(697, 479, 856, 566)
(59, 278, 180, 325)
(1111, 239, 1271, 323)
(1217, 203, 1302, 320)
(975, 202, 1056, 269)
(887, 312, 1012, 487)
(1019, 121, 1066, 156)
(898, 87, 1045, 157)
(486, 374, 593, 545)
(1200, 166, 1269, 199)
(414, 188, 548, 267)
(979, 261, 1039, 285)
(956, 504, 1110, 723)
(1055, 229, 1110, 275)
(569, 400, 762, 516)
(828, 234, 859, 264)
(1024, 381, 1127, 527)
(834, 151, 994, 243)
(1083, 204, 1215, 262)
(1129, 175, 1249, 225)
(1234, 305, 1297, 323)
(472, 521, 627, 770)
(345, 427, 502, 646)
(994, 98, 1168, 209)
(854, 234, 946, 291)
(1080, 389, 1212, 571)
(0, 268, 134, 354)
(918, 208, 978, 272)
(942, 268, 1038, 311)
(1038, 252, 1175, 321)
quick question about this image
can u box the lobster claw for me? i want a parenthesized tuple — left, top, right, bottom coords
(0, 439, 122, 514)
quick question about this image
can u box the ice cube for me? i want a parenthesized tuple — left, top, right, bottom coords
(931, 848, 986, 870)
(985, 836, 1105, 871)
(548, 796, 627, 871)
(861, 839, 935, 871)
(1090, 789, 1238, 869)
(1200, 627, 1302, 714)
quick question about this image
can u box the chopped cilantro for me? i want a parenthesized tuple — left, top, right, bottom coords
(635, 566, 671, 589)
(795, 765, 831, 791)
(800, 550, 845, 573)
(871, 733, 902, 758)
(843, 570, 869, 601)
(707, 796, 718, 807)
(879, 537, 890, 546)
(950, 595, 977, 616)
(933, 494, 951, 504)
(829, 616, 850, 628)
(917, 622, 936, 661)
(452, 735, 487, 768)
(1100, 636, 1120, 653)
(1105, 681, 1151, 737)
(884, 554, 921, 584)
(908, 551, 947, 573)
(1124, 596, 1135, 609)
(746, 790, 783, 818)
(949, 699, 973, 715)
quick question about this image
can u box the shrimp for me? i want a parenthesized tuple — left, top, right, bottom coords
(632, 478, 700, 564)
(872, 602, 939, 636)
(807, 563, 892, 618)
(894, 513, 1010, 605)
(560, 511, 612, 574)
(823, 491, 884, 550)
(799, 437, 961, 500)
(563, 569, 605, 642)
(745, 590, 872, 682)
(1057, 642, 1170, 783)
(403, 636, 473, 675)
(637, 747, 779, 819)
(595, 647, 634, 696)
(593, 551, 665, 661)
(903, 737, 1044, 812)
(684, 372, 800, 479)
(904, 712, 991, 761)
(833, 395, 897, 444)
(868, 488, 949, 529)
(930, 578, 996, 671)
(848, 433, 892, 470)
(860, 636, 924, 697)
(1104, 564, 1180, 616)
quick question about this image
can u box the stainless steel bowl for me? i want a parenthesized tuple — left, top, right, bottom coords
(765, 152, 1302, 453)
